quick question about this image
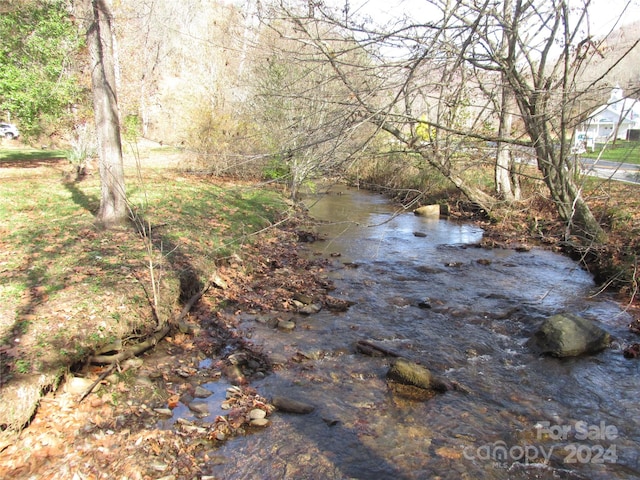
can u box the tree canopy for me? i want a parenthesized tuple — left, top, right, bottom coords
(256, 0, 640, 243)
(0, 0, 83, 137)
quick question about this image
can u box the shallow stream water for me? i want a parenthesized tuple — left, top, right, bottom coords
(205, 185, 640, 479)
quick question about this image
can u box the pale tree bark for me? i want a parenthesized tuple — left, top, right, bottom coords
(495, 0, 519, 201)
(87, 0, 127, 227)
(495, 85, 518, 201)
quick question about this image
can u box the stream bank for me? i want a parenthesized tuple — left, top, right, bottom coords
(2, 184, 640, 480)
(0, 209, 338, 479)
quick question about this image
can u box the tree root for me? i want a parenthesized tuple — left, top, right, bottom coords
(89, 323, 172, 365)
(80, 281, 211, 401)
(78, 364, 116, 403)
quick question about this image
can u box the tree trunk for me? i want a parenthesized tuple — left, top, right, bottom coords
(500, 1, 606, 245)
(448, 169, 497, 215)
(495, 120, 514, 200)
(87, 0, 127, 227)
(495, 0, 519, 201)
(496, 84, 519, 201)
(531, 129, 606, 243)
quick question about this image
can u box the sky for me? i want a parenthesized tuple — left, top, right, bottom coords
(587, 0, 640, 35)
(341, 0, 640, 36)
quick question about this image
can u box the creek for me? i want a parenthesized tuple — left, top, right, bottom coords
(205, 185, 640, 479)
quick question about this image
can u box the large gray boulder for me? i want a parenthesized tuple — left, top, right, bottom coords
(530, 313, 611, 357)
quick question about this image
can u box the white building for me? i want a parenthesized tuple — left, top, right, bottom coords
(574, 87, 640, 151)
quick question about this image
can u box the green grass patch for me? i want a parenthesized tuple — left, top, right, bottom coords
(581, 141, 640, 164)
(0, 153, 290, 429)
(0, 146, 68, 163)
(128, 176, 287, 261)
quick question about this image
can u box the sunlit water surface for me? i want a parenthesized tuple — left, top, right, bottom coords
(204, 186, 640, 480)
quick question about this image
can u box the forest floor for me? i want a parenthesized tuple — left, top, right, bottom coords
(0, 143, 639, 479)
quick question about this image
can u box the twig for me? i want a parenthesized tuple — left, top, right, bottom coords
(78, 364, 116, 403)
(355, 339, 401, 357)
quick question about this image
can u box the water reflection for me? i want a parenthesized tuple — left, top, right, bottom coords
(205, 186, 640, 480)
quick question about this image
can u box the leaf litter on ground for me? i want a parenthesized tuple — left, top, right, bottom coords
(0, 148, 338, 478)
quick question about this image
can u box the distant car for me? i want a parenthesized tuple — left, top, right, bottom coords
(0, 123, 20, 139)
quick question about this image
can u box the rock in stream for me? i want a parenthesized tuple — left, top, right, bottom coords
(529, 312, 611, 357)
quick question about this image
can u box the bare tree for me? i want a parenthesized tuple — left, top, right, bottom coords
(265, 2, 505, 212)
(494, 0, 519, 201)
(269, 0, 640, 243)
(84, 0, 127, 227)
(250, 18, 370, 199)
(454, 0, 612, 242)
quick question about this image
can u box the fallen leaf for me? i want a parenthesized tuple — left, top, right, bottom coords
(435, 446, 462, 460)
(167, 395, 180, 409)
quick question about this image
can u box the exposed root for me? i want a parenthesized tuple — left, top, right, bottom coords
(89, 323, 172, 365)
(81, 282, 212, 400)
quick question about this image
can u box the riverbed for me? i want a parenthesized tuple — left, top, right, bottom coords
(204, 185, 640, 479)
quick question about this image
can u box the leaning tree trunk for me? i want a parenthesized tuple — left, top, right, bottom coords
(87, 0, 127, 227)
(447, 169, 498, 215)
(533, 136, 606, 244)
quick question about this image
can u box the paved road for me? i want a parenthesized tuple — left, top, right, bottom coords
(578, 158, 640, 184)
(510, 146, 640, 184)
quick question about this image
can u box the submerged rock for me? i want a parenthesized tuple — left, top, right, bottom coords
(250, 417, 270, 427)
(188, 401, 209, 415)
(324, 296, 354, 312)
(623, 343, 640, 359)
(298, 303, 322, 315)
(271, 395, 315, 414)
(277, 319, 296, 331)
(154, 408, 173, 416)
(530, 313, 611, 357)
(193, 386, 212, 398)
(386, 358, 450, 392)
